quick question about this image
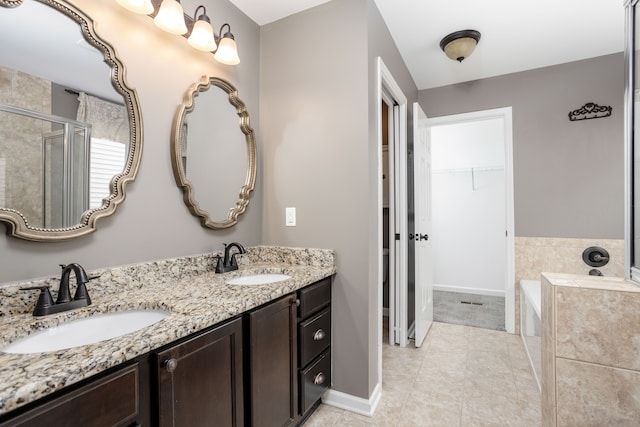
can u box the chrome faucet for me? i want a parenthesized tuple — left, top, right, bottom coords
(215, 242, 246, 273)
(20, 263, 95, 316)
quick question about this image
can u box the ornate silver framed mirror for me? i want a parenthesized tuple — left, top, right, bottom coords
(0, 0, 142, 241)
(171, 76, 256, 229)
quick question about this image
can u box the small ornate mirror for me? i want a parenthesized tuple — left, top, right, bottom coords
(171, 76, 256, 229)
(0, 0, 142, 241)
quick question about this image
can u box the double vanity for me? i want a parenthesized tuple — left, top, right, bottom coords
(0, 246, 336, 426)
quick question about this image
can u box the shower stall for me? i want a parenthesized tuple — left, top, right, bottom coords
(0, 103, 91, 229)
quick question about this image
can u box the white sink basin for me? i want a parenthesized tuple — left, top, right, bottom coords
(226, 274, 291, 286)
(2, 310, 169, 354)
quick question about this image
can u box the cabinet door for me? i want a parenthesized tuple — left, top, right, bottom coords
(0, 363, 139, 427)
(155, 317, 243, 427)
(248, 295, 297, 427)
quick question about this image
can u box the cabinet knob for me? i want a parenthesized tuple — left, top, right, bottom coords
(164, 358, 178, 372)
(313, 328, 326, 341)
(294, 298, 301, 307)
(313, 372, 326, 385)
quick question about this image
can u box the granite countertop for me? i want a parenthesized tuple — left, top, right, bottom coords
(0, 246, 336, 416)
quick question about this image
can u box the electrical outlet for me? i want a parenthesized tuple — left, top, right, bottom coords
(285, 207, 296, 226)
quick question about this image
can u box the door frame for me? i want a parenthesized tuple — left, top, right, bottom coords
(424, 107, 515, 334)
(376, 57, 408, 388)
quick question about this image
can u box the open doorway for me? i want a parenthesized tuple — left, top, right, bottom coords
(376, 58, 408, 398)
(424, 108, 515, 333)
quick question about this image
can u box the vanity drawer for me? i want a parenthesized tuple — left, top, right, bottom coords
(298, 277, 331, 318)
(299, 307, 331, 367)
(299, 350, 331, 415)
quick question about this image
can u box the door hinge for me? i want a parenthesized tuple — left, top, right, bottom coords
(395, 233, 401, 241)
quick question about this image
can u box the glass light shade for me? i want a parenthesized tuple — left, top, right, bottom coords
(443, 37, 477, 62)
(115, 0, 154, 14)
(214, 37, 240, 65)
(153, 0, 188, 35)
(188, 19, 217, 52)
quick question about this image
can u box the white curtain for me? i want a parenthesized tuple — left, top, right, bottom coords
(76, 92, 128, 145)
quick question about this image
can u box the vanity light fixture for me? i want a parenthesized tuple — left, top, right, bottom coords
(115, 0, 240, 64)
(214, 23, 240, 65)
(116, 0, 154, 14)
(153, 0, 188, 35)
(439, 29, 481, 62)
(188, 6, 217, 52)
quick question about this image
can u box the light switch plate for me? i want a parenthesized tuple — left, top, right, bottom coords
(286, 207, 296, 226)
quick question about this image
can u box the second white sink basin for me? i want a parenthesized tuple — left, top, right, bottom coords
(2, 310, 169, 354)
(226, 274, 291, 286)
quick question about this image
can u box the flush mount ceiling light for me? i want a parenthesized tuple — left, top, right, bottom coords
(439, 30, 481, 62)
(115, 0, 240, 64)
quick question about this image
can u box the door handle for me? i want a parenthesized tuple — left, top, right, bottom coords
(409, 233, 429, 241)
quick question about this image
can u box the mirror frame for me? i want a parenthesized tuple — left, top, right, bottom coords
(0, 0, 143, 241)
(625, 0, 637, 281)
(171, 76, 256, 229)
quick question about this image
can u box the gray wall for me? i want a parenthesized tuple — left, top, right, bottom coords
(0, 0, 262, 283)
(419, 53, 624, 239)
(260, 0, 416, 399)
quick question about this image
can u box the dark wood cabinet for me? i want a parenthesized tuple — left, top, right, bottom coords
(0, 277, 332, 427)
(154, 317, 243, 427)
(0, 363, 140, 427)
(245, 294, 298, 427)
(296, 277, 332, 420)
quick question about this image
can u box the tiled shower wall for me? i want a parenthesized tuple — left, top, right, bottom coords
(0, 66, 50, 224)
(514, 237, 624, 333)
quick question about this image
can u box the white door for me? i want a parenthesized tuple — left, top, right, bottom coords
(413, 102, 433, 347)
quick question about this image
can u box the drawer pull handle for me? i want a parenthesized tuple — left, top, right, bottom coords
(313, 329, 326, 341)
(165, 358, 178, 372)
(313, 372, 326, 385)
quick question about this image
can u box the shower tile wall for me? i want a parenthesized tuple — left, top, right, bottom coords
(514, 237, 624, 334)
(0, 66, 50, 223)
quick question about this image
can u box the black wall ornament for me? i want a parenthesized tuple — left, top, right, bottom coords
(568, 102, 612, 121)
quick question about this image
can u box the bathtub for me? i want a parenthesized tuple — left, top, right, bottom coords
(520, 280, 541, 392)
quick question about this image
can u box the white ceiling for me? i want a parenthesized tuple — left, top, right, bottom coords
(228, 0, 625, 90)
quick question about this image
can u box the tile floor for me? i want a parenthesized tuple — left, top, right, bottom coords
(433, 291, 506, 332)
(303, 322, 541, 426)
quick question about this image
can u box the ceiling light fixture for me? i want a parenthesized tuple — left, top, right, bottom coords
(115, 0, 240, 64)
(439, 30, 481, 62)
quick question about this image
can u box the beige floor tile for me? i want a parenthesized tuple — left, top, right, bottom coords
(301, 404, 344, 426)
(304, 322, 541, 427)
(400, 393, 462, 426)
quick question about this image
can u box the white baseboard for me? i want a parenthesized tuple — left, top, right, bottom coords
(433, 283, 505, 297)
(322, 382, 381, 417)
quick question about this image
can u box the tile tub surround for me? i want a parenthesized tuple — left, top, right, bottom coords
(541, 272, 640, 426)
(514, 237, 624, 334)
(0, 246, 336, 416)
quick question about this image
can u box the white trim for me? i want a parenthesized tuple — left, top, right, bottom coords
(433, 284, 506, 298)
(322, 383, 382, 417)
(374, 57, 409, 412)
(426, 107, 516, 334)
